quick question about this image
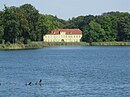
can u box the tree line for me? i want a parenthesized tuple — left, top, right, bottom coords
(0, 4, 64, 44)
(65, 12, 130, 42)
(0, 4, 130, 44)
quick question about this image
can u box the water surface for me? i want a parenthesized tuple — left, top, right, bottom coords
(0, 46, 130, 97)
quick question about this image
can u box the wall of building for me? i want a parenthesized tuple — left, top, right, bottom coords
(43, 32, 82, 42)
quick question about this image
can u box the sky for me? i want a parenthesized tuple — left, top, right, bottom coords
(0, 0, 130, 20)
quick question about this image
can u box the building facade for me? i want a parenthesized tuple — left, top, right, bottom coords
(43, 29, 82, 42)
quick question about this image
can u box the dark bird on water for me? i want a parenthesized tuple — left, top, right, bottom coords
(25, 80, 42, 86)
(28, 82, 32, 86)
(39, 79, 42, 83)
(39, 79, 42, 86)
(35, 79, 42, 85)
(25, 82, 32, 86)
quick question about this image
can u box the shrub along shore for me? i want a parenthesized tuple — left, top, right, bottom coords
(0, 42, 130, 50)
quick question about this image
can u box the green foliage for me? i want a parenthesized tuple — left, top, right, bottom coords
(0, 26, 4, 43)
(0, 4, 64, 43)
(0, 4, 130, 43)
(65, 15, 95, 31)
(3, 6, 20, 43)
(6, 41, 11, 47)
(40, 14, 64, 31)
(83, 20, 106, 42)
(65, 12, 130, 42)
(117, 14, 130, 41)
(20, 4, 40, 41)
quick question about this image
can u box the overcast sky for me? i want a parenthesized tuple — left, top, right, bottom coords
(0, 0, 130, 20)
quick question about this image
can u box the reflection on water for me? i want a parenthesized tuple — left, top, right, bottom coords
(0, 46, 130, 97)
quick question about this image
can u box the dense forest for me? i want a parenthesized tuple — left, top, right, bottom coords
(0, 4, 130, 44)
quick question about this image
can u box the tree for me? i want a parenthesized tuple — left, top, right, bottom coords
(16, 8, 30, 43)
(83, 20, 106, 42)
(0, 26, 4, 43)
(96, 15, 117, 41)
(118, 15, 130, 41)
(38, 14, 65, 40)
(3, 6, 20, 43)
(35, 15, 48, 41)
(65, 15, 95, 32)
(0, 11, 4, 43)
(20, 4, 40, 41)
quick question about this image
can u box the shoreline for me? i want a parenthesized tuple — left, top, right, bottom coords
(0, 42, 130, 50)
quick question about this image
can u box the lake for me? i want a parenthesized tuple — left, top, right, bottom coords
(0, 46, 130, 97)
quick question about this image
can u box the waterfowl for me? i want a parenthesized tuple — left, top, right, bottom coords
(39, 79, 42, 86)
(28, 82, 32, 86)
(25, 82, 32, 86)
(39, 79, 42, 83)
(35, 79, 42, 85)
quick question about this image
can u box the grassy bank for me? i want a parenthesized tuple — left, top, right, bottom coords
(90, 42, 130, 46)
(43, 42, 90, 47)
(0, 42, 44, 50)
(0, 41, 130, 50)
(43, 42, 130, 47)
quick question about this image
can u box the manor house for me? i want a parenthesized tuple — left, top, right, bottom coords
(43, 29, 82, 42)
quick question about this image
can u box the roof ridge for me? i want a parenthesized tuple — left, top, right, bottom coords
(49, 28, 82, 35)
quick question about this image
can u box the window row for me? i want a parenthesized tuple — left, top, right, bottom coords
(44, 35, 81, 38)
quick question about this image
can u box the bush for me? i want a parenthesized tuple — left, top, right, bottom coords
(27, 39, 31, 44)
(23, 39, 31, 44)
(16, 41, 23, 44)
(6, 41, 11, 47)
(2, 40, 5, 44)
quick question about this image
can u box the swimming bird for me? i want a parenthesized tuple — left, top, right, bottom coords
(39, 79, 42, 83)
(25, 82, 32, 86)
(35, 79, 42, 86)
(39, 79, 42, 86)
(28, 82, 32, 86)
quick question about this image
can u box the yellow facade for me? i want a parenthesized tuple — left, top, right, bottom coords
(43, 32, 82, 42)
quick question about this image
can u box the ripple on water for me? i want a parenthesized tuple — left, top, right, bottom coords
(0, 46, 130, 97)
